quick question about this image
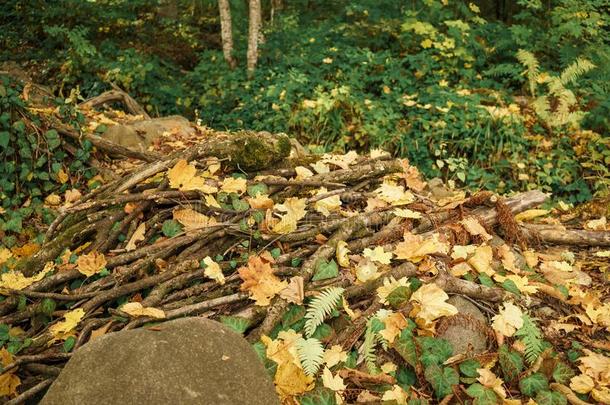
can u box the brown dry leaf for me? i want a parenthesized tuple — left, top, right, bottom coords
(280, 276, 304, 304)
(394, 232, 449, 263)
(322, 367, 346, 392)
(363, 246, 392, 264)
(323, 345, 349, 368)
(374, 182, 415, 206)
(460, 216, 492, 241)
(272, 197, 307, 234)
(45, 193, 61, 206)
(238, 256, 288, 306)
(409, 283, 458, 324)
(0, 262, 54, 292)
(57, 168, 69, 184)
(0, 348, 20, 397)
(89, 321, 113, 341)
(336, 240, 351, 267)
(477, 368, 507, 399)
(125, 223, 146, 251)
(247, 193, 274, 209)
(493, 274, 538, 294)
(313, 187, 342, 217)
(11, 242, 39, 258)
(173, 208, 217, 231)
(393, 208, 422, 219)
(121, 302, 166, 319)
(584, 216, 607, 231)
(377, 276, 410, 305)
(381, 385, 408, 404)
(76, 251, 107, 277)
(321, 151, 358, 170)
(400, 160, 426, 192)
(294, 166, 314, 180)
(355, 258, 382, 283)
(0, 248, 13, 265)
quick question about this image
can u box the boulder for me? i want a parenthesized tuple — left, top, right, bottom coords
(436, 295, 490, 356)
(41, 317, 280, 405)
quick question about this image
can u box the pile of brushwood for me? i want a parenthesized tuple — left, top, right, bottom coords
(1, 101, 610, 405)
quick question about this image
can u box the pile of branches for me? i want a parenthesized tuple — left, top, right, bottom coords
(1, 127, 609, 404)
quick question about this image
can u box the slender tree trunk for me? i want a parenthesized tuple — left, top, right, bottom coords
(218, 0, 236, 69)
(247, 0, 262, 78)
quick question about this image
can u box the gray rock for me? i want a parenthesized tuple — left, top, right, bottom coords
(41, 317, 279, 405)
(437, 296, 490, 356)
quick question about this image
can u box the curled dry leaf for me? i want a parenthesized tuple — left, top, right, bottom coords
(125, 222, 146, 251)
(173, 208, 217, 231)
(121, 302, 166, 319)
(409, 283, 458, 324)
(203, 256, 225, 285)
(238, 255, 288, 306)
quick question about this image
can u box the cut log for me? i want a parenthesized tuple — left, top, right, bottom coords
(522, 223, 610, 247)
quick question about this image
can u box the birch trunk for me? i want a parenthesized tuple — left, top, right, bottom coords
(218, 0, 236, 69)
(247, 0, 262, 78)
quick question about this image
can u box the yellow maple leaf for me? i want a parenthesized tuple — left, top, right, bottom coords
(314, 188, 342, 217)
(374, 183, 415, 206)
(377, 276, 410, 305)
(467, 245, 495, 276)
(491, 302, 523, 337)
(451, 244, 477, 260)
(49, 308, 85, 342)
(167, 159, 216, 192)
(0, 262, 54, 293)
(57, 168, 69, 184)
(379, 311, 408, 343)
(322, 367, 346, 391)
(121, 302, 166, 319)
(310, 161, 330, 174)
(274, 361, 315, 399)
(220, 177, 247, 194)
(272, 197, 307, 234)
(394, 232, 449, 263)
(493, 274, 538, 294)
(64, 188, 82, 205)
(125, 222, 146, 251)
(578, 349, 610, 385)
(0, 348, 20, 397)
(336, 240, 351, 267)
(238, 256, 288, 306)
(393, 208, 422, 219)
(203, 256, 225, 285)
(0, 248, 14, 265)
(570, 374, 595, 394)
(173, 208, 217, 231)
(204, 194, 221, 208)
(76, 251, 107, 277)
(409, 283, 457, 324)
(45, 193, 61, 206)
(323, 345, 348, 368)
(363, 246, 393, 264)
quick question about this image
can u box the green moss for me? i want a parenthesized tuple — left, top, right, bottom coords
(229, 132, 291, 171)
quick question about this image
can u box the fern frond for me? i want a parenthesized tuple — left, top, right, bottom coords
(515, 315, 544, 365)
(296, 337, 325, 376)
(360, 317, 380, 374)
(560, 58, 595, 86)
(516, 49, 539, 96)
(304, 287, 344, 337)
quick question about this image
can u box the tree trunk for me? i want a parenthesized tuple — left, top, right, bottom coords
(218, 0, 236, 69)
(247, 0, 262, 78)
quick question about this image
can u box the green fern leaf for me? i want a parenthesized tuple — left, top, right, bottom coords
(296, 337, 325, 376)
(515, 315, 544, 365)
(304, 287, 344, 337)
(516, 49, 540, 96)
(361, 317, 381, 374)
(560, 58, 595, 86)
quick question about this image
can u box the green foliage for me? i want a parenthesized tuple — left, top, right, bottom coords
(361, 316, 383, 374)
(296, 337, 325, 376)
(552, 362, 575, 385)
(299, 387, 337, 405)
(459, 359, 481, 378)
(0, 324, 32, 354)
(536, 390, 567, 405)
(499, 344, 524, 382)
(303, 287, 344, 338)
(515, 315, 544, 365)
(466, 383, 498, 405)
(424, 364, 459, 399)
(312, 259, 339, 281)
(161, 220, 182, 238)
(220, 316, 251, 335)
(519, 373, 549, 397)
(417, 336, 453, 368)
(2, 0, 608, 201)
(393, 328, 418, 368)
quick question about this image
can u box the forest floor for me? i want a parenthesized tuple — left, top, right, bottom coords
(0, 90, 609, 405)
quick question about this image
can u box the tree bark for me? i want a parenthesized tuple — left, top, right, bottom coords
(247, 0, 262, 78)
(218, 0, 236, 69)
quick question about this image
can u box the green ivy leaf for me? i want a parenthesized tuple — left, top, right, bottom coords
(535, 390, 567, 405)
(387, 285, 412, 307)
(161, 219, 182, 237)
(312, 259, 338, 281)
(519, 372, 549, 397)
(465, 383, 498, 405)
(0, 131, 9, 149)
(393, 328, 418, 367)
(499, 344, 524, 382)
(247, 183, 269, 197)
(396, 366, 417, 390)
(299, 386, 337, 405)
(424, 364, 459, 399)
(552, 362, 575, 385)
(220, 316, 250, 335)
(459, 359, 481, 378)
(501, 279, 521, 296)
(418, 336, 453, 368)
(63, 336, 76, 352)
(478, 273, 495, 287)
